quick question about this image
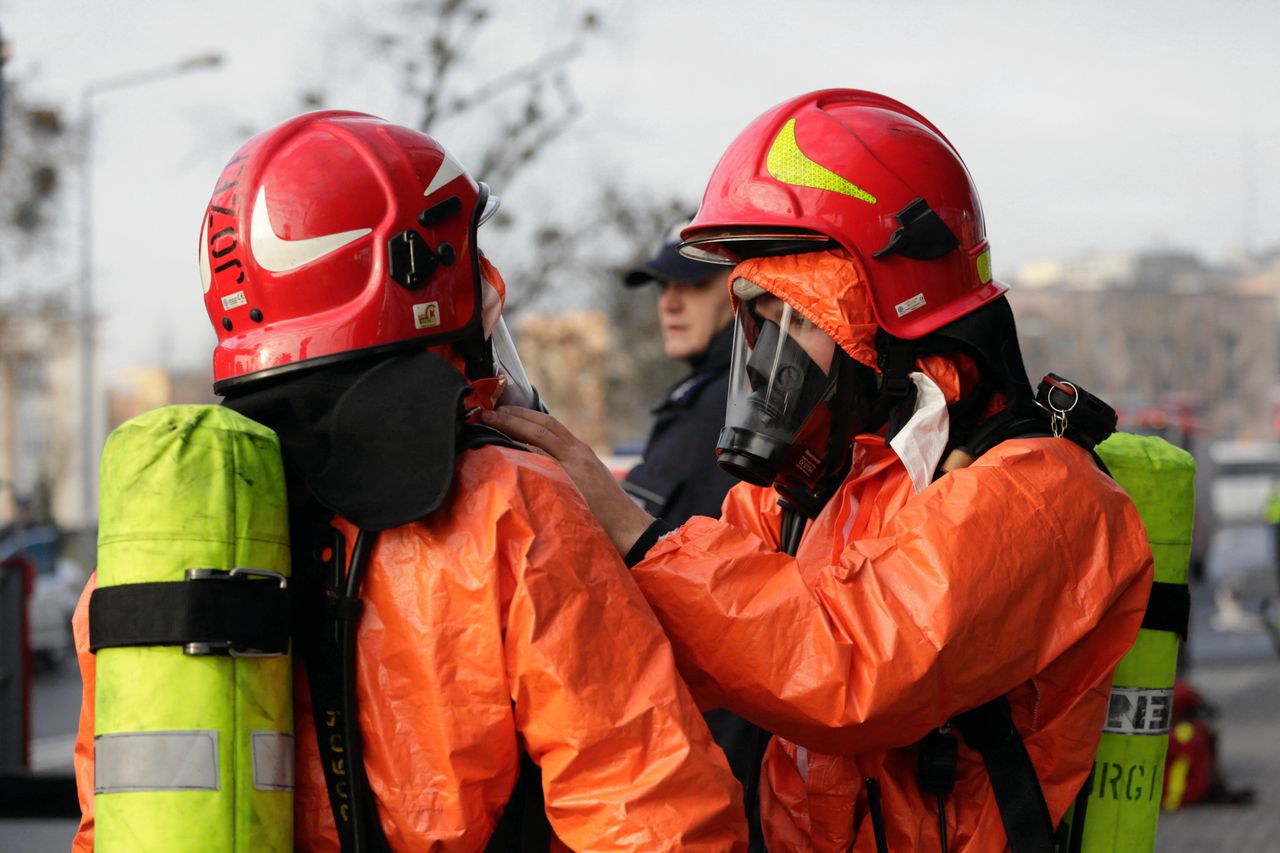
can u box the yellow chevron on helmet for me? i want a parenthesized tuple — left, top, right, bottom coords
(766, 119, 877, 205)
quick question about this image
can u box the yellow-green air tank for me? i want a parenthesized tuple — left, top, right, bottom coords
(93, 405, 293, 852)
(1066, 432, 1195, 853)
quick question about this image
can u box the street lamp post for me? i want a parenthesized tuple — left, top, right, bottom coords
(77, 53, 222, 525)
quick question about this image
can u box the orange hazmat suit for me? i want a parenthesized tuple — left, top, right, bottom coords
(630, 251, 1154, 850)
(72, 443, 748, 851)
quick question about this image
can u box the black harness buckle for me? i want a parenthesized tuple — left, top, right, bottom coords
(1033, 373, 1117, 448)
(182, 567, 289, 657)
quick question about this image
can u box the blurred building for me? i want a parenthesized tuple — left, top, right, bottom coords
(106, 364, 216, 431)
(0, 294, 218, 534)
(1013, 249, 1238, 293)
(1009, 249, 1280, 440)
(0, 300, 89, 528)
(515, 310, 609, 451)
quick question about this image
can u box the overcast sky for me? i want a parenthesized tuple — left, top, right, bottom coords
(3, 0, 1278, 380)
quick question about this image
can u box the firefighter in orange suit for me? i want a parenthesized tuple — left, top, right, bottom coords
(71, 111, 746, 851)
(486, 90, 1154, 852)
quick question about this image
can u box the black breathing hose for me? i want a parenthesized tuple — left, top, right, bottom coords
(780, 504, 807, 557)
(342, 529, 379, 853)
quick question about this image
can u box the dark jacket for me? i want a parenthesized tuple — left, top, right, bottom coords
(623, 323, 738, 525)
(623, 323, 770, 846)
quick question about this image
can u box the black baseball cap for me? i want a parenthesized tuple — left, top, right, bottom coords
(623, 215, 722, 287)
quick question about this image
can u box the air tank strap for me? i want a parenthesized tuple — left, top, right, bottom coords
(88, 568, 289, 655)
(1142, 582, 1190, 640)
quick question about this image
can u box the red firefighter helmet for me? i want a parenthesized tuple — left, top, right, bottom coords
(199, 111, 495, 391)
(682, 89, 1004, 339)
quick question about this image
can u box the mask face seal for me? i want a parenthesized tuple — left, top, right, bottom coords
(717, 293, 889, 513)
(718, 294, 884, 507)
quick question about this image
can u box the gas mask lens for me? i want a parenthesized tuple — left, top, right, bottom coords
(717, 295, 838, 487)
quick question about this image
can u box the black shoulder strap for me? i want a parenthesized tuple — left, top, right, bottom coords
(954, 697, 1056, 853)
(927, 410, 1072, 853)
(299, 431, 548, 853)
(293, 511, 391, 853)
(948, 432, 1073, 851)
(956, 404, 1053, 460)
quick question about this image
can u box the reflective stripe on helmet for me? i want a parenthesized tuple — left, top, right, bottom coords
(766, 119, 877, 204)
(976, 249, 993, 285)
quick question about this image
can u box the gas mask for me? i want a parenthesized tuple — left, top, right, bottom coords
(717, 291, 885, 513)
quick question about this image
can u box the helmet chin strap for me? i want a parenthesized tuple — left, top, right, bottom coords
(874, 333, 921, 445)
(457, 331, 495, 382)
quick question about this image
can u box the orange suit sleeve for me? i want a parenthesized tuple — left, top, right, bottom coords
(500, 458, 747, 851)
(632, 439, 1153, 755)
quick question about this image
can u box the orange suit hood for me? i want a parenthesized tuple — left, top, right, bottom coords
(730, 249, 979, 490)
(730, 249, 881, 373)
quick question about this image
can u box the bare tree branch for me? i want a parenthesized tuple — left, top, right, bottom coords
(439, 38, 582, 127)
(0, 78, 72, 299)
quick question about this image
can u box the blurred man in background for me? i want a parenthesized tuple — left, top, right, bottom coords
(620, 217, 770, 841)
(620, 215, 737, 523)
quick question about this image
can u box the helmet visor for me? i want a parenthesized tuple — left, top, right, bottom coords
(679, 229, 834, 265)
(490, 317, 541, 410)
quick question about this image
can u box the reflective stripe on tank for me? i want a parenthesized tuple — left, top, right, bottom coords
(94, 730, 219, 793)
(1102, 687, 1174, 736)
(252, 730, 295, 791)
